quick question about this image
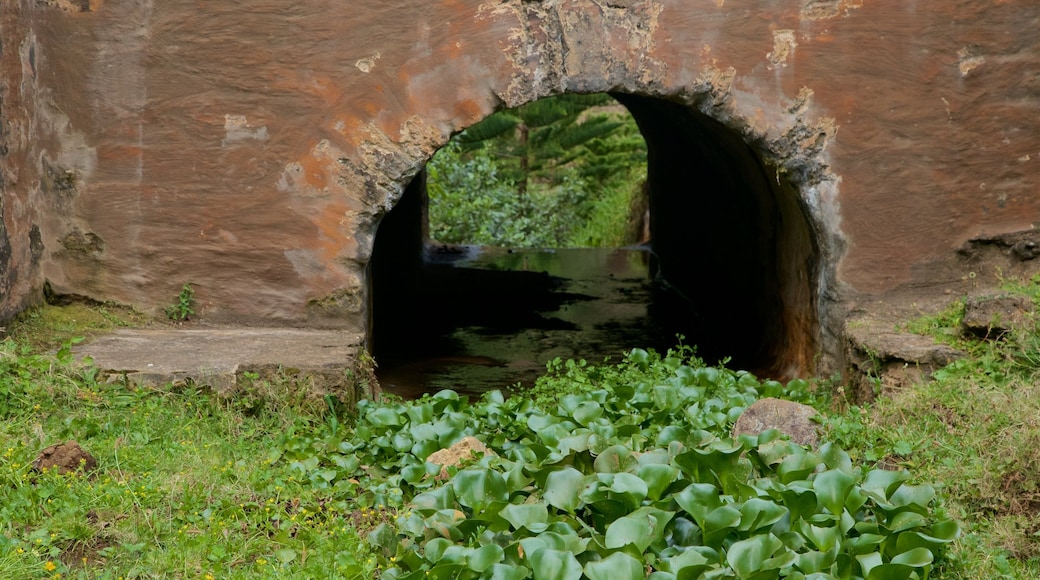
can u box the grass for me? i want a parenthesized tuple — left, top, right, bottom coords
(4, 275, 1040, 578)
(0, 332, 379, 578)
(821, 274, 1040, 578)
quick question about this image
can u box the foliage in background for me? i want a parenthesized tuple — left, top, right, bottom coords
(164, 283, 196, 321)
(427, 94, 647, 248)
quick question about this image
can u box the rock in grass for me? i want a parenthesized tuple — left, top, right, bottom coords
(733, 398, 819, 448)
(425, 436, 493, 480)
(961, 293, 1032, 339)
(33, 440, 98, 475)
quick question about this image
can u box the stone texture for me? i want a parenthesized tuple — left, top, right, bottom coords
(732, 398, 820, 448)
(0, 1, 1036, 378)
(425, 436, 494, 480)
(33, 440, 98, 475)
(75, 327, 376, 404)
(962, 294, 1033, 339)
(845, 320, 965, 402)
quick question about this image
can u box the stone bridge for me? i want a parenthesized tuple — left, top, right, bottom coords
(1, 0, 1038, 385)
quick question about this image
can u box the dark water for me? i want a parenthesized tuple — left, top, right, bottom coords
(373, 245, 699, 400)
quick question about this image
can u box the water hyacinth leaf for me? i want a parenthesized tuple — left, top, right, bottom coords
(605, 507, 674, 552)
(738, 498, 788, 533)
(675, 483, 721, 529)
(468, 544, 505, 572)
(609, 472, 649, 508)
(726, 535, 791, 579)
(813, 469, 857, 516)
(669, 516, 701, 546)
(452, 468, 508, 511)
(888, 510, 928, 533)
(544, 467, 587, 513)
(861, 469, 911, 501)
(368, 406, 403, 428)
(424, 564, 467, 580)
(778, 452, 820, 484)
(500, 502, 549, 531)
(701, 505, 741, 547)
(847, 533, 885, 555)
(656, 425, 689, 446)
(795, 550, 836, 574)
(424, 537, 453, 563)
(779, 485, 818, 522)
(573, 401, 604, 425)
(486, 563, 531, 580)
(662, 545, 711, 578)
(855, 552, 884, 578)
(891, 547, 934, 567)
(528, 547, 583, 580)
(864, 564, 916, 580)
(638, 463, 680, 500)
(595, 445, 638, 473)
(890, 484, 935, 510)
(584, 551, 645, 580)
(654, 385, 682, 412)
(818, 443, 853, 472)
(801, 522, 841, 552)
(412, 485, 456, 511)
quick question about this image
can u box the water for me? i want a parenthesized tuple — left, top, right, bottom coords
(373, 245, 697, 400)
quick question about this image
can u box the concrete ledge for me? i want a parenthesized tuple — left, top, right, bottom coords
(74, 327, 373, 402)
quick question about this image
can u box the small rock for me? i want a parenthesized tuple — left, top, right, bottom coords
(962, 294, 1032, 338)
(733, 398, 819, 447)
(32, 440, 98, 475)
(425, 436, 493, 479)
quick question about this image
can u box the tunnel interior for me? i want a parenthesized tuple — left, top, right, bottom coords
(368, 93, 820, 394)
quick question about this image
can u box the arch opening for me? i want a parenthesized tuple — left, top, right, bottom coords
(368, 93, 820, 396)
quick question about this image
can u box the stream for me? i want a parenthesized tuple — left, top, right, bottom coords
(373, 245, 699, 400)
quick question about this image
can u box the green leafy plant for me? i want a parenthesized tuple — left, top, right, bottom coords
(271, 348, 957, 579)
(164, 283, 196, 321)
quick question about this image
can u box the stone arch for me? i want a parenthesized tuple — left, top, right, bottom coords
(351, 0, 845, 378)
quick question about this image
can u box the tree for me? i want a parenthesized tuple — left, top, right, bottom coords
(427, 93, 647, 248)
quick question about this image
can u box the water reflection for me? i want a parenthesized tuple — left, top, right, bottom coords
(374, 245, 696, 400)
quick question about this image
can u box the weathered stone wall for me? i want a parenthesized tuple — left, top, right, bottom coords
(1, 0, 1038, 374)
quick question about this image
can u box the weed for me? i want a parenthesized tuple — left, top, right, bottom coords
(164, 283, 196, 321)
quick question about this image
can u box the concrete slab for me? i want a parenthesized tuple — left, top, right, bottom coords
(74, 327, 370, 398)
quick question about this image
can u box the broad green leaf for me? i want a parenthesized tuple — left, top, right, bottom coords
(584, 552, 645, 580)
(889, 484, 935, 510)
(890, 547, 934, 567)
(528, 548, 583, 580)
(675, 483, 721, 530)
(738, 498, 788, 533)
(500, 502, 549, 531)
(865, 563, 915, 580)
(595, 445, 638, 473)
(726, 535, 786, 579)
(779, 485, 818, 522)
(663, 547, 711, 578)
(605, 507, 675, 552)
(701, 505, 741, 548)
(638, 463, 680, 500)
(609, 472, 649, 509)
(486, 563, 530, 580)
(573, 401, 604, 425)
(778, 452, 820, 484)
(861, 469, 911, 501)
(544, 467, 587, 513)
(888, 510, 928, 533)
(452, 468, 508, 511)
(813, 469, 857, 516)
(424, 538, 453, 562)
(469, 544, 505, 572)
(274, 548, 297, 564)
